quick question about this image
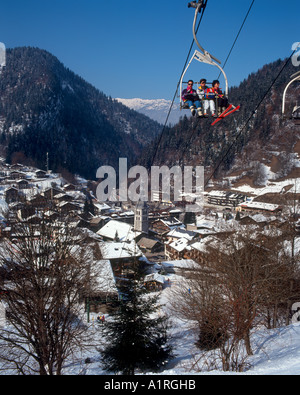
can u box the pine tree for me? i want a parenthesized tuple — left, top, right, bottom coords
(100, 264, 173, 375)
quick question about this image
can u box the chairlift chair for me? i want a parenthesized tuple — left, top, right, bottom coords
(179, 1, 239, 125)
(292, 105, 300, 125)
(0, 43, 6, 75)
(282, 71, 300, 125)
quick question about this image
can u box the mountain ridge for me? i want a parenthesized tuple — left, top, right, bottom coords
(1, 47, 299, 188)
(0, 47, 162, 179)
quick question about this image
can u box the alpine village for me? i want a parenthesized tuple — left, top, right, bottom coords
(0, 33, 300, 377)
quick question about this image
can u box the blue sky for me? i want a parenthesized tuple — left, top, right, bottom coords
(1, 0, 299, 100)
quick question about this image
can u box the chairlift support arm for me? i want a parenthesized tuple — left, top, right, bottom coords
(282, 70, 300, 115)
(191, 1, 221, 65)
(180, 1, 229, 107)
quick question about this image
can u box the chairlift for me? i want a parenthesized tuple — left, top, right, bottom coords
(0, 43, 6, 75)
(179, 0, 240, 125)
(282, 71, 300, 125)
(292, 105, 300, 125)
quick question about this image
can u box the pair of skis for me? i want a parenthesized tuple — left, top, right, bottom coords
(211, 104, 240, 126)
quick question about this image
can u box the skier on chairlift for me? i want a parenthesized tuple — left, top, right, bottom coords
(212, 80, 229, 116)
(181, 80, 203, 117)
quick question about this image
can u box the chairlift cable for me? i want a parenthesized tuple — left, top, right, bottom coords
(216, 0, 255, 80)
(121, 4, 208, 255)
(205, 50, 298, 188)
(180, 0, 255, 163)
(150, 3, 207, 168)
(155, 0, 255, 169)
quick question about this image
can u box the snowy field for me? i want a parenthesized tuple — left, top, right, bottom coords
(56, 273, 300, 376)
(1, 274, 300, 376)
(232, 178, 300, 197)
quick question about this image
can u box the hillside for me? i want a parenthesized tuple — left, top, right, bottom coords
(140, 58, 300, 189)
(59, 291, 300, 375)
(0, 47, 162, 179)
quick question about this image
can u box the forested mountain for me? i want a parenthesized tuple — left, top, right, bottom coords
(1, 48, 299, 185)
(0, 47, 162, 179)
(141, 58, 300, 186)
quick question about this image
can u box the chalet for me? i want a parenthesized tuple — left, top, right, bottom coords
(18, 206, 36, 221)
(89, 216, 109, 232)
(5, 187, 20, 203)
(150, 217, 183, 240)
(9, 171, 27, 180)
(56, 201, 80, 213)
(71, 243, 118, 313)
(239, 213, 278, 228)
(168, 208, 183, 219)
(184, 234, 270, 268)
(35, 170, 47, 179)
(185, 237, 220, 265)
(166, 228, 197, 244)
(1, 226, 12, 238)
(24, 214, 43, 225)
(93, 202, 111, 215)
(54, 193, 73, 203)
(43, 187, 64, 200)
(239, 201, 282, 214)
(160, 259, 197, 275)
(207, 191, 246, 207)
(99, 240, 143, 280)
(196, 217, 216, 231)
(238, 215, 261, 226)
(43, 210, 59, 222)
(63, 183, 76, 192)
(86, 259, 119, 312)
(16, 179, 30, 190)
(97, 220, 141, 242)
(137, 237, 163, 254)
(144, 273, 165, 291)
(27, 194, 48, 208)
(165, 237, 190, 261)
(8, 202, 24, 212)
(9, 163, 24, 171)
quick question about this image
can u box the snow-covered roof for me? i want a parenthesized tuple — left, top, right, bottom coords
(196, 217, 215, 230)
(97, 220, 141, 241)
(144, 273, 165, 284)
(92, 259, 118, 294)
(93, 202, 111, 211)
(161, 259, 197, 269)
(167, 228, 196, 241)
(99, 241, 143, 260)
(240, 201, 280, 212)
(168, 238, 190, 252)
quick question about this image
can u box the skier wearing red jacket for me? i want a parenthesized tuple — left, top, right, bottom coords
(212, 80, 229, 115)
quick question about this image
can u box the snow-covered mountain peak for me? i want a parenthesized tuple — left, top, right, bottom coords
(116, 98, 171, 110)
(115, 98, 183, 125)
